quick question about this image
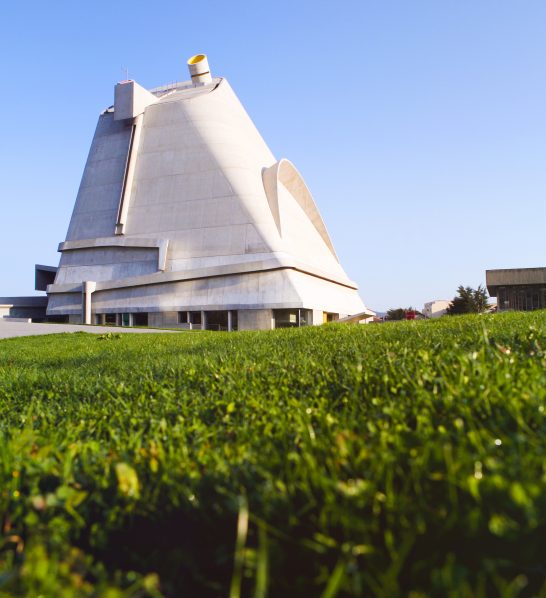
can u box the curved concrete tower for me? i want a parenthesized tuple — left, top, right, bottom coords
(46, 55, 373, 330)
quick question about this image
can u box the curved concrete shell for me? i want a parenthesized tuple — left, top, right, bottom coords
(47, 60, 373, 330)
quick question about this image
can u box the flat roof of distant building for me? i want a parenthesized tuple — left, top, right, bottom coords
(486, 267, 546, 294)
(0, 296, 48, 307)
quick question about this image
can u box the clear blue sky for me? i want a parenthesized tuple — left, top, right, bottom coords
(1, 1, 545, 311)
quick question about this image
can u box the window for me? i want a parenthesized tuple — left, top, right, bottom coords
(105, 314, 117, 324)
(178, 311, 202, 325)
(202, 310, 237, 331)
(133, 313, 148, 326)
(273, 309, 312, 328)
(205, 310, 229, 331)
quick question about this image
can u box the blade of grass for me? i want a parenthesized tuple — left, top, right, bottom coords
(254, 522, 268, 598)
(321, 558, 345, 598)
(230, 494, 249, 598)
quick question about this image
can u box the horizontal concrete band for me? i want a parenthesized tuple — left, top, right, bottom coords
(47, 303, 321, 316)
(0, 296, 48, 307)
(58, 236, 169, 272)
(47, 258, 358, 295)
(486, 268, 546, 287)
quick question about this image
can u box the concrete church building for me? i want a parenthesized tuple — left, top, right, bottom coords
(46, 54, 372, 330)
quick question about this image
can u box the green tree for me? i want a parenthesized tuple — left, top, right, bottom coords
(446, 285, 489, 315)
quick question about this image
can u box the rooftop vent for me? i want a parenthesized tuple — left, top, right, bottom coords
(187, 54, 212, 86)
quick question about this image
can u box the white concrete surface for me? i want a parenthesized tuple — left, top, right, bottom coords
(423, 300, 451, 318)
(46, 56, 374, 327)
(114, 80, 157, 121)
(0, 320, 177, 340)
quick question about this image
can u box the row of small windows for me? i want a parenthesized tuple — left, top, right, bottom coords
(95, 310, 237, 330)
(94, 309, 340, 330)
(179, 310, 236, 331)
(178, 311, 202, 325)
(497, 286, 546, 311)
(96, 313, 149, 326)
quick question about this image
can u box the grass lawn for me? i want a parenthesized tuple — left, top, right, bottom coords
(0, 312, 545, 597)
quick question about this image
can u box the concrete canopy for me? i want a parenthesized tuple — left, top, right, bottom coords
(47, 58, 373, 329)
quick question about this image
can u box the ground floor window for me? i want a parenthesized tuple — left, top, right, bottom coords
(273, 309, 312, 328)
(121, 313, 131, 327)
(178, 311, 202, 325)
(498, 285, 546, 311)
(105, 313, 117, 325)
(46, 315, 69, 323)
(323, 312, 338, 323)
(133, 313, 148, 326)
(203, 310, 238, 331)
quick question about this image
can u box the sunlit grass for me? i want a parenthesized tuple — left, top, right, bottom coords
(0, 312, 545, 596)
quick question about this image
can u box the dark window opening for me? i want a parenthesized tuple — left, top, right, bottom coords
(205, 310, 229, 331)
(46, 315, 69, 323)
(178, 311, 202, 325)
(202, 310, 237, 331)
(497, 285, 546, 311)
(273, 309, 312, 329)
(133, 313, 148, 326)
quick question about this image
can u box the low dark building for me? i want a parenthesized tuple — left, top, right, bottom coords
(0, 296, 49, 321)
(486, 267, 546, 311)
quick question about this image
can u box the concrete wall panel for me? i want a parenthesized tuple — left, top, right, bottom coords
(65, 114, 132, 241)
(238, 309, 274, 330)
(49, 73, 372, 327)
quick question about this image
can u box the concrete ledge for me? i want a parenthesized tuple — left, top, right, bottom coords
(58, 236, 169, 272)
(0, 296, 48, 307)
(3, 317, 32, 323)
(48, 299, 334, 316)
(337, 311, 375, 323)
(47, 255, 358, 295)
(486, 267, 546, 288)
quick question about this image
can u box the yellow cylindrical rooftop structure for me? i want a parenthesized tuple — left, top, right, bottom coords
(187, 54, 212, 86)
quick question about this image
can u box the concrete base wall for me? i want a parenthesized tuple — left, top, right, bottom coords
(2, 317, 32, 323)
(238, 309, 274, 331)
(312, 309, 324, 326)
(48, 269, 366, 318)
(0, 297, 49, 322)
(148, 311, 178, 328)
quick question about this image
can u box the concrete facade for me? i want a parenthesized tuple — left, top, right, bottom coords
(238, 309, 274, 331)
(486, 267, 546, 311)
(423, 300, 451, 318)
(0, 296, 48, 321)
(46, 55, 373, 330)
